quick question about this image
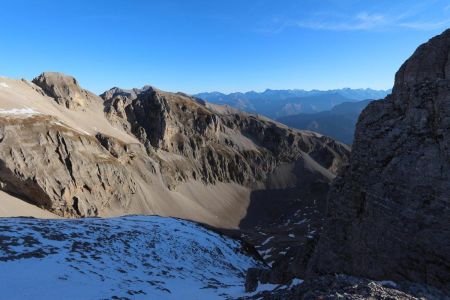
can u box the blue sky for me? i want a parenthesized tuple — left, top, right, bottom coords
(0, 0, 449, 94)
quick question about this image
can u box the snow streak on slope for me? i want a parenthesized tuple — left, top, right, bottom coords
(0, 216, 262, 299)
(0, 108, 40, 115)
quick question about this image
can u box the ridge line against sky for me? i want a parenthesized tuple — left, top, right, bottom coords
(0, 0, 449, 94)
(192, 87, 391, 96)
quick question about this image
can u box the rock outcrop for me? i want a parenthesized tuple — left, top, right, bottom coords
(0, 114, 154, 217)
(308, 29, 450, 290)
(241, 275, 448, 300)
(32, 72, 99, 109)
(101, 86, 348, 190)
(0, 73, 350, 228)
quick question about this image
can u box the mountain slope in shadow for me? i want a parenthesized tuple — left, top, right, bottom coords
(278, 99, 373, 144)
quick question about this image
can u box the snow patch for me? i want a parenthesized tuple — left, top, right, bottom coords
(0, 216, 263, 299)
(52, 120, 91, 136)
(252, 282, 280, 294)
(75, 128, 91, 136)
(291, 278, 304, 285)
(0, 108, 40, 115)
(261, 236, 274, 246)
(52, 121, 64, 126)
(246, 277, 304, 297)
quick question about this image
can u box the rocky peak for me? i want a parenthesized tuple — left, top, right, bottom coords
(100, 85, 156, 102)
(32, 72, 99, 109)
(307, 29, 450, 290)
(0, 70, 350, 228)
(394, 29, 450, 89)
(102, 87, 349, 215)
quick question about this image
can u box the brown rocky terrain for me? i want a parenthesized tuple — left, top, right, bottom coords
(0, 72, 349, 229)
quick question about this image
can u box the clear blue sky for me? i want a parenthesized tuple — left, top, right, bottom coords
(0, 0, 449, 94)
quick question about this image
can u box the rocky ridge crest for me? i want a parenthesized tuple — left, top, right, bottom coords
(0, 73, 349, 228)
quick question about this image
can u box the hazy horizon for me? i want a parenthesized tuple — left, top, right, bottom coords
(193, 86, 392, 95)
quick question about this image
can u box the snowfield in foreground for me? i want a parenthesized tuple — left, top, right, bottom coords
(0, 216, 263, 299)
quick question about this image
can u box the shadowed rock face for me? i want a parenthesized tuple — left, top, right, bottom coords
(240, 275, 447, 300)
(308, 29, 450, 289)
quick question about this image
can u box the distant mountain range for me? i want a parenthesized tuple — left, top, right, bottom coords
(278, 99, 372, 145)
(194, 88, 390, 119)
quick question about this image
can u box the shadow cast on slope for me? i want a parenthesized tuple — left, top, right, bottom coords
(239, 182, 330, 229)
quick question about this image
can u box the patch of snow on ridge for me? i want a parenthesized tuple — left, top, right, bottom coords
(261, 236, 274, 246)
(0, 108, 40, 115)
(0, 216, 263, 300)
(0, 82, 9, 88)
(246, 277, 305, 297)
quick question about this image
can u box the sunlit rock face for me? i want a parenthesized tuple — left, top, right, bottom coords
(0, 71, 350, 228)
(32, 72, 99, 109)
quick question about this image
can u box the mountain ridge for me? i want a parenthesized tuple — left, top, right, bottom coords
(195, 87, 390, 101)
(194, 88, 390, 119)
(277, 99, 372, 144)
(1, 28, 450, 299)
(0, 72, 349, 230)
